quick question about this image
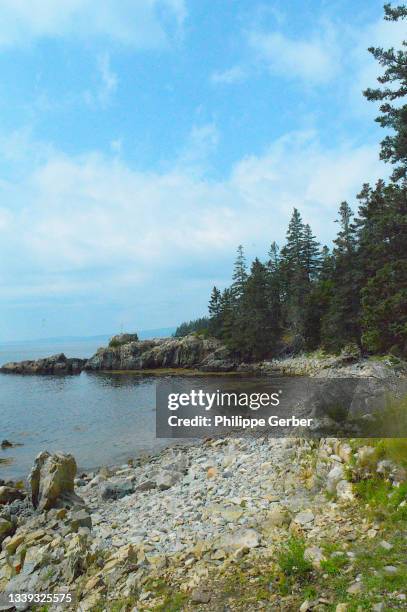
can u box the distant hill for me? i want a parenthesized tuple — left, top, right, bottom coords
(1, 327, 176, 346)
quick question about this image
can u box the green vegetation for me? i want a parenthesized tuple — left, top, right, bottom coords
(175, 4, 407, 362)
(174, 317, 210, 337)
(277, 536, 313, 579)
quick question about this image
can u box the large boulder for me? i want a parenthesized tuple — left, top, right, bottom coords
(29, 451, 84, 511)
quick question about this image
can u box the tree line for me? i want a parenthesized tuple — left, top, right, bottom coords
(175, 4, 407, 361)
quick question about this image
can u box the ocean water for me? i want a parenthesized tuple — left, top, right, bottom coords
(0, 339, 175, 479)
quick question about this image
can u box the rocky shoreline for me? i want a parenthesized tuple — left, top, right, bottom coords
(2, 333, 407, 379)
(0, 436, 406, 611)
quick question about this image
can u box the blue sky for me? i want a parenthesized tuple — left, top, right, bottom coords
(0, 0, 405, 341)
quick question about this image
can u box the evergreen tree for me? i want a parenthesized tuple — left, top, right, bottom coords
(302, 223, 321, 280)
(218, 288, 235, 346)
(280, 208, 305, 274)
(321, 202, 360, 351)
(359, 182, 407, 354)
(208, 286, 222, 336)
(319, 245, 334, 281)
(231, 245, 248, 304)
(239, 259, 278, 360)
(363, 4, 407, 181)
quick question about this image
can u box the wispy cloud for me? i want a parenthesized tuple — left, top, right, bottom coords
(84, 53, 118, 108)
(248, 28, 338, 85)
(0, 0, 187, 48)
(0, 129, 387, 306)
(211, 66, 247, 85)
(175, 123, 220, 176)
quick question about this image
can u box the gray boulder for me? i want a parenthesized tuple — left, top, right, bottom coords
(29, 451, 84, 511)
(155, 470, 183, 490)
(100, 479, 134, 501)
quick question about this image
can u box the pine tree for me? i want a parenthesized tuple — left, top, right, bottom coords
(360, 182, 407, 354)
(218, 288, 235, 346)
(239, 259, 278, 360)
(231, 245, 248, 304)
(208, 286, 222, 336)
(302, 223, 321, 280)
(280, 208, 305, 274)
(280, 209, 311, 345)
(320, 245, 334, 281)
(363, 4, 407, 182)
(321, 202, 361, 351)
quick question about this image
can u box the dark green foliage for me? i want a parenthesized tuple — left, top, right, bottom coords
(238, 258, 280, 360)
(320, 202, 361, 352)
(363, 4, 407, 182)
(174, 317, 210, 337)
(231, 245, 248, 303)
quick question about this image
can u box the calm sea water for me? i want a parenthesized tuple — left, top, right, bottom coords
(0, 339, 177, 479)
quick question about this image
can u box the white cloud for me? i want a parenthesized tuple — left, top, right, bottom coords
(175, 123, 220, 176)
(84, 52, 118, 108)
(211, 66, 247, 85)
(0, 129, 387, 302)
(0, 0, 186, 48)
(249, 28, 338, 84)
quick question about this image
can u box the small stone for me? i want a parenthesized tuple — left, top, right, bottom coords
(335, 605, 348, 612)
(218, 528, 260, 552)
(336, 480, 354, 501)
(191, 588, 211, 604)
(347, 582, 362, 595)
(0, 518, 13, 540)
(372, 603, 385, 612)
(207, 467, 218, 479)
(0, 486, 24, 505)
(134, 480, 156, 492)
(100, 480, 134, 500)
(380, 540, 393, 551)
(299, 600, 311, 612)
(70, 510, 92, 532)
(156, 471, 182, 490)
(304, 545, 325, 569)
(294, 510, 314, 526)
(56, 508, 67, 520)
(264, 505, 290, 528)
(5, 533, 25, 554)
(383, 565, 398, 575)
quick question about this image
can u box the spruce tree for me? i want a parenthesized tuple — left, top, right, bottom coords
(363, 4, 407, 182)
(321, 202, 360, 351)
(231, 245, 248, 304)
(208, 286, 222, 336)
(302, 223, 321, 280)
(360, 182, 407, 354)
(239, 259, 277, 360)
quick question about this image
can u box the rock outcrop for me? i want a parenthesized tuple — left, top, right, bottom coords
(0, 353, 86, 375)
(29, 451, 84, 511)
(85, 334, 236, 372)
